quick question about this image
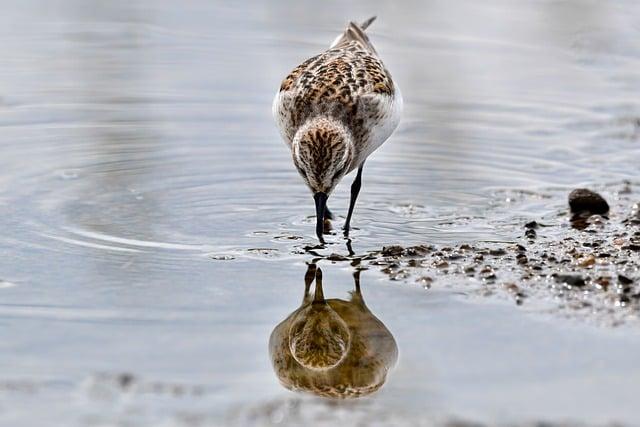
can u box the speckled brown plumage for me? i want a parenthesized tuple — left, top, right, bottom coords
(274, 18, 402, 172)
(276, 39, 395, 147)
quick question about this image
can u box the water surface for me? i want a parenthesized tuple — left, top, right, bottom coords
(1, 0, 640, 425)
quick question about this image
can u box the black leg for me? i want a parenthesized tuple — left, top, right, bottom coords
(343, 163, 364, 235)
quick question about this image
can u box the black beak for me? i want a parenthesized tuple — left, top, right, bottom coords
(314, 192, 328, 244)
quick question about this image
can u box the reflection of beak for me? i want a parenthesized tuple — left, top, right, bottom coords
(313, 267, 325, 303)
(314, 192, 327, 243)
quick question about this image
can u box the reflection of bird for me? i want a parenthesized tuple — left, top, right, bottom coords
(269, 264, 398, 398)
(273, 17, 402, 243)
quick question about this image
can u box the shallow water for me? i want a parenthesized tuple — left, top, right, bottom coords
(1, 0, 640, 425)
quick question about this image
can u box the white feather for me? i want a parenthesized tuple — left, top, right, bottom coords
(354, 84, 403, 167)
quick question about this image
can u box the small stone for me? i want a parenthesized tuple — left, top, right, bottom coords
(118, 373, 135, 389)
(435, 260, 449, 269)
(595, 277, 610, 291)
(524, 221, 539, 229)
(416, 276, 433, 287)
(381, 245, 405, 257)
(618, 274, 633, 285)
(568, 188, 609, 215)
(326, 253, 348, 261)
(578, 255, 596, 268)
(210, 255, 235, 261)
(525, 229, 537, 239)
(405, 245, 432, 256)
(617, 295, 630, 306)
(554, 274, 586, 288)
(489, 248, 507, 256)
(406, 259, 422, 268)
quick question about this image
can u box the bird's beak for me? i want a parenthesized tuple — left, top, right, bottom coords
(314, 192, 328, 243)
(313, 267, 326, 304)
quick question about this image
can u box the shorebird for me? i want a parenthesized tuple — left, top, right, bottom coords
(269, 264, 398, 398)
(273, 17, 402, 243)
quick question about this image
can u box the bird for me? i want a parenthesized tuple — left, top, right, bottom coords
(273, 16, 402, 243)
(269, 264, 398, 398)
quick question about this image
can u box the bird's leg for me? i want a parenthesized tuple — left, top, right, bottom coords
(343, 163, 364, 235)
(350, 269, 365, 305)
(345, 238, 355, 256)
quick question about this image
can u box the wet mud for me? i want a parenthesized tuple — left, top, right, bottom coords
(304, 181, 640, 326)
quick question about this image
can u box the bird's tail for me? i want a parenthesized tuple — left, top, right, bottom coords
(360, 16, 376, 31)
(330, 16, 378, 53)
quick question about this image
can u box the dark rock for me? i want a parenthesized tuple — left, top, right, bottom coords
(622, 244, 640, 252)
(553, 274, 586, 288)
(524, 221, 539, 229)
(594, 277, 610, 291)
(568, 188, 609, 215)
(416, 276, 433, 285)
(118, 373, 135, 389)
(326, 253, 349, 261)
(525, 229, 537, 239)
(489, 248, 507, 256)
(406, 259, 423, 268)
(405, 245, 432, 256)
(435, 261, 449, 269)
(618, 274, 633, 285)
(381, 245, 405, 257)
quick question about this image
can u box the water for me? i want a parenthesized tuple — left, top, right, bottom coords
(0, 0, 639, 425)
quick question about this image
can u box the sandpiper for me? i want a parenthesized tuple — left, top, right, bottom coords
(273, 17, 402, 243)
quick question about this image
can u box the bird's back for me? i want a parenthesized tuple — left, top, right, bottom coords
(273, 19, 402, 167)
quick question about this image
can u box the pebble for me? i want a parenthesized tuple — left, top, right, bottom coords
(381, 245, 405, 257)
(578, 255, 596, 268)
(568, 188, 610, 215)
(618, 274, 633, 285)
(553, 274, 586, 288)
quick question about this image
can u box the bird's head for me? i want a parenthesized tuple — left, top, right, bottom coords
(288, 268, 351, 370)
(292, 117, 354, 242)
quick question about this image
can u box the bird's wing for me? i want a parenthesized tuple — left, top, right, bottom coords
(273, 17, 400, 152)
(274, 46, 395, 140)
(350, 86, 402, 167)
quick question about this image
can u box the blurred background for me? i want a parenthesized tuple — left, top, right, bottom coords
(0, 0, 639, 426)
